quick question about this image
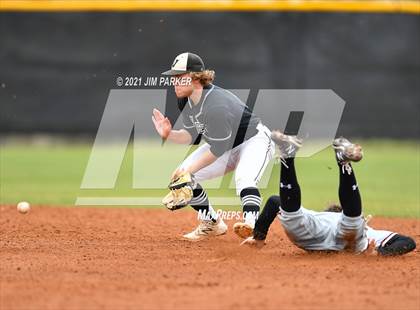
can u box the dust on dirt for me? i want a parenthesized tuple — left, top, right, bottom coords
(1, 205, 419, 310)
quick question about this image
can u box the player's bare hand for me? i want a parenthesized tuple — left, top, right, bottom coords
(152, 108, 172, 139)
(363, 239, 378, 256)
(240, 237, 266, 249)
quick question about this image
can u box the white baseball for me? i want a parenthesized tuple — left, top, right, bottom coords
(17, 201, 30, 214)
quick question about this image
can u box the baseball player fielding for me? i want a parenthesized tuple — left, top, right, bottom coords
(153, 52, 274, 240)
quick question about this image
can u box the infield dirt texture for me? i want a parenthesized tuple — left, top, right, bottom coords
(1, 205, 419, 310)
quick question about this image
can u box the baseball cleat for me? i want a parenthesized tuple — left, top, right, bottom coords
(240, 236, 266, 249)
(183, 218, 227, 241)
(332, 137, 363, 164)
(233, 222, 254, 239)
(271, 130, 303, 159)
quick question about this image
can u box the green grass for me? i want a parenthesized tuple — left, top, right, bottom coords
(0, 140, 419, 218)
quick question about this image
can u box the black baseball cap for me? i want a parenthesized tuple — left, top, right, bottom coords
(162, 52, 205, 76)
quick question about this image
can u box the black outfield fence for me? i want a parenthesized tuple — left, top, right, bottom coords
(0, 12, 419, 138)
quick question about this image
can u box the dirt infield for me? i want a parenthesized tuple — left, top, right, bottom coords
(1, 205, 419, 310)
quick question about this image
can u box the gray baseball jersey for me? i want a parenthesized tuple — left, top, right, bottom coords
(279, 207, 396, 252)
(178, 84, 261, 157)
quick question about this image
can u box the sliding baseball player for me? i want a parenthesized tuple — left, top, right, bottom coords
(153, 52, 274, 241)
(242, 131, 416, 256)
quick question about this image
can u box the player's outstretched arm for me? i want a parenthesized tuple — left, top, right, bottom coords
(167, 129, 193, 144)
(152, 108, 192, 144)
(241, 195, 280, 248)
(185, 150, 217, 175)
(253, 195, 281, 240)
(172, 150, 217, 179)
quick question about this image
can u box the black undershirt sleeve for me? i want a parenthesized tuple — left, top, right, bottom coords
(253, 195, 281, 240)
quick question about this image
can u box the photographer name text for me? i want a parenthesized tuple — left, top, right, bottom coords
(116, 76, 191, 87)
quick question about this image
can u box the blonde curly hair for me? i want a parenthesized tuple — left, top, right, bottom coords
(190, 70, 215, 86)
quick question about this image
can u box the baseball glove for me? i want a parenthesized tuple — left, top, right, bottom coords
(162, 171, 195, 211)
